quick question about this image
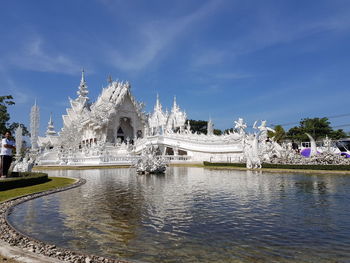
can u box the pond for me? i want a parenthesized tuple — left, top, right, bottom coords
(8, 167, 350, 263)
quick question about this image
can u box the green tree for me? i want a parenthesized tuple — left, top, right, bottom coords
(187, 119, 222, 135)
(224, 128, 235, 134)
(8, 122, 30, 136)
(0, 95, 29, 137)
(0, 95, 15, 135)
(188, 119, 207, 134)
(287, 117, 346, 141)
(329, 129, 347, 139)
(214, 129, 222, 135)
(268, 125, 286, 143)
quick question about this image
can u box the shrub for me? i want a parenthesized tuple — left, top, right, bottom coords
(203, 162, 246, 167)
(203, 162, 350, 171)
(0, 172, 49, 191)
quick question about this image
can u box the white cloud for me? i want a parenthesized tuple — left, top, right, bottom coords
(0, 69, 31, 104)
(108, 1, 223, 72)
(6, 37, 81, 75)
(191, 4, 350, 69)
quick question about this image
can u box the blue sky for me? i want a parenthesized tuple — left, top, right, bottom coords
(1, 0, 350, 134)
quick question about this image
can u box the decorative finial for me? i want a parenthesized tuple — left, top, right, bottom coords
(76, 70, 89, 106)
(107, 75, 113, 84)
(46, 112, 57, 136)
(81, 68, 85, 84)
(49, 112, 53, 124)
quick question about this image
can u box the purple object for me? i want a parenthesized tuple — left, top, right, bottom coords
(301, 148, 350, 158)
(340, 152, 350, 158)
(300, 148, 321, 157)
(301, 148, 311, 157)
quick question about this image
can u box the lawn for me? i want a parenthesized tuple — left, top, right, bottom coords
(0, 177, 76, 202)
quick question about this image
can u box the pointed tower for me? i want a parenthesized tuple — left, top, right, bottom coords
(166, 96, 187, 132)
(75, 69, 90, 108)
(207, 117, 214, 136)
(171, 96, 179, 113)
(30, 100, 40, 150)
(148, 94, 168, 135)
(154, 94, 162, 112)
(46, 113, 57, 136)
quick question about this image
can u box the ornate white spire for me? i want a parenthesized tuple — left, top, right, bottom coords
(30, 100, 40, 150)
(149, 94, 168, 135)
(207, 117, 214, 136)
(154, 94, 162, 111)
(15, 125, 23, 158)
(166, 96, 187, 131)
(171, 96, 179, 112)
(46, 113, 57, 136)
(107, 75, 113, 85)
(76, 69, 89, 107)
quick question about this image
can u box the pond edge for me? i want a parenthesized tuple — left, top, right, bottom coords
(0, 178, 132, 263)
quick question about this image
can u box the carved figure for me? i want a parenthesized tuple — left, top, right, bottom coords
(133, 145, 168, 174)
(234, 118, 247, 135)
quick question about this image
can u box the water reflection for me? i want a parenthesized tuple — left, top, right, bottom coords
(8, 167, 350, 263)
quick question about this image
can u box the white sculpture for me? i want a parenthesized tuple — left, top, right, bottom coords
(305, 133, 317, 157)
(15, 125, 23, 159)
(30, 100, 40, 150)
(13, 155, 35, 172)
(234, 118, 247, 135)
(133, 145, 167, 174)
(244, 134, 261, 169)
(253, 120, 275, 141)
(207, 118, 214, 136)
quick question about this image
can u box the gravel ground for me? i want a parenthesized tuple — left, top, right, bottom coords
(0, 256, 19, 263)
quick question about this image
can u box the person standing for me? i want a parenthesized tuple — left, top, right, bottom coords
(1, 131, 16, 178)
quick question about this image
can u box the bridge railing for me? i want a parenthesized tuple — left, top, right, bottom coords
(40, 155, 192, 166)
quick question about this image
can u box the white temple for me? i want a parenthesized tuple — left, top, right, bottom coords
(35, 71, 278, 166)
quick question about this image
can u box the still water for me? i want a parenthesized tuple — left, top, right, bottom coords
(8, 167, 350, 262)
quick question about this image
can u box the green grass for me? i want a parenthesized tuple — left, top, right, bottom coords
(0, 177, 76, 202)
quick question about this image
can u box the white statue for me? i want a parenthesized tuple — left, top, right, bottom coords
(133, 145, 168, 174)
(234, 118, 247, 135)
(13, 155, 35, 172)
(243, 134, 261, 169)
(253, 120, 275, 141)
(305, 133, 317, 157)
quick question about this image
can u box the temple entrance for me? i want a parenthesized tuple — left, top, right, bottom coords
(117, 127, 124, 142)
(106, 128, 115, 143)
(118, 117, 134, 142)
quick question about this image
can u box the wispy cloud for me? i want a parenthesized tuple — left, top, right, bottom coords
(191, 3, 350, 70)
(108, 1, 223, 72)
(237, 5, 350, 56)
(5, 36, 81, 75)
(0, 69, 31, 104)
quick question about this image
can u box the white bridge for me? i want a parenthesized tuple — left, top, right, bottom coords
(37, 133, 244, 166)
